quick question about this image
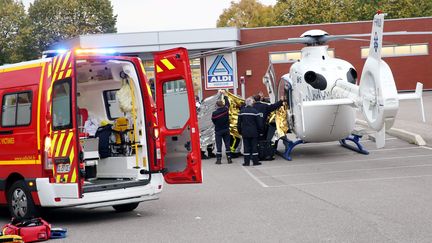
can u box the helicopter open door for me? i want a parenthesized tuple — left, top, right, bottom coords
(153, 48, 202, 184)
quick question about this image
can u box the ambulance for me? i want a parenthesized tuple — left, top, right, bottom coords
(0, 48, 202, 219)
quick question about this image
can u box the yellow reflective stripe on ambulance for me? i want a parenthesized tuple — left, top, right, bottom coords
(0, 160, 41, 165)
(161, 58, 175, 70)
(0, 62, 44, 73)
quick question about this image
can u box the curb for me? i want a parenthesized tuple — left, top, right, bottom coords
(355, 119, 426, 146)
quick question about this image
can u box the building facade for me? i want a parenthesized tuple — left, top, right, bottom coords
(52, 17, 432, 99)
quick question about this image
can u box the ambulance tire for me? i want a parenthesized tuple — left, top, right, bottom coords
(7, 180, 39, 220)
(113, 203, 139, 212)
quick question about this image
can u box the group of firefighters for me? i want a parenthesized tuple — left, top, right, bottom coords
(206, 90, 286, 166)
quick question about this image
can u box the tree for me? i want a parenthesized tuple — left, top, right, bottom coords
(0, 0, 37, 65)
(28, 0, 117, 53)
(219, 0, 432, 29)
(217, 0, 274, 28)
(273, 0, 357, 26)
(356, 0, 432, 20)
(273, 0, 432, 26)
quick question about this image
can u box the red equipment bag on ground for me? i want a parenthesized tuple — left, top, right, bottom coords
(2, 218, 51, 243)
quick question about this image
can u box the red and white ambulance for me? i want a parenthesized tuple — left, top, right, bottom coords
(0, 47, 202, 219)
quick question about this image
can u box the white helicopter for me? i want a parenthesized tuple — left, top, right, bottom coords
(191, 13, 429, 160)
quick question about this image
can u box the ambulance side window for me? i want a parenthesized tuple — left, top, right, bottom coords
(52, 79, 72, 130)
(103, 89, 122, 120)
(1, 91, 32, 127)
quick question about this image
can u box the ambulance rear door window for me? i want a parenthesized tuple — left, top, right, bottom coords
(1, 91, 32, 127)
(103, 89, 122, 120)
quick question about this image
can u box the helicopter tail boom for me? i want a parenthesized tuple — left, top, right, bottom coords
(359, 13, 399, 134)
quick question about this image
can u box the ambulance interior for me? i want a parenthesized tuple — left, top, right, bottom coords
(74, 59, 150, 191)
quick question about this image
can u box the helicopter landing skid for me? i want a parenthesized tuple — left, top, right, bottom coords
(339, 134, 369, 155)
(277, 137, 304, 161)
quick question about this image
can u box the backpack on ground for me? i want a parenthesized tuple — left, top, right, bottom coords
(257, 140, 275, 161)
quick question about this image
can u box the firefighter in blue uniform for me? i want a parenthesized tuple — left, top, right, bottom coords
(211, 90, 232, 164)
(237, 97, 263, 166)
(253, 93, 284, 140)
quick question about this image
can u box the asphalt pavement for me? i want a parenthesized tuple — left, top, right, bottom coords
(0, 92, 431, 243)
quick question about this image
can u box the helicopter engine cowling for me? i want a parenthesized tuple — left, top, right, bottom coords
(303, 71, 327, 90)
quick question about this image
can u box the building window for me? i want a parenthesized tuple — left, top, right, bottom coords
(361, 43, 429, 58)
(142, 60, 155, 80)
(143, 58, 202, 98)
(1, 91, 32, 127)
(270, 49, 335, 63)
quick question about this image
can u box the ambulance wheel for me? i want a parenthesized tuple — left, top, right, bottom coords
(113, 203, 139, 212)
(7, 180, 38, 220)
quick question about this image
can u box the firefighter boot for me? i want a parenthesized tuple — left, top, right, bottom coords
(207, 147, 216, 158)
(226, 152, 232, 164)
(252, 155, 261, 166)
(242, 155, 250, 166)
(215, 154, 222, 164)
(201, 150, 209, 160)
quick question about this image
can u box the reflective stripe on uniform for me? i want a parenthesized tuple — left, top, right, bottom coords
(238, 113, 263, 117)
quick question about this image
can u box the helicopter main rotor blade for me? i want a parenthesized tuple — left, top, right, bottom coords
(189, 37, 315, 59)
(190, 31, 432, 59)
(321, 31, 432, 42)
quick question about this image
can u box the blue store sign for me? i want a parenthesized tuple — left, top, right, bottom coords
(205, 54, 234, 90)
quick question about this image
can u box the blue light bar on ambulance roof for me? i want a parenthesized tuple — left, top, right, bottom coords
(56, 49, 67, 54)
(42, 49, 68, 58)
(75, 48, 117, 55)
(42, 48, 118, 58)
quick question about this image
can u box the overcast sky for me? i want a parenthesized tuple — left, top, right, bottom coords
(21, 0, 277, 33)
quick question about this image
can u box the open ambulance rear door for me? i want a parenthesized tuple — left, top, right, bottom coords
(48, 51, 83, 197)
(154, 48, 202, 184)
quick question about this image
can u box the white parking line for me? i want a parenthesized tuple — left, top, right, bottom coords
(244, 146, 432, 188)
(279, 137, 397, 149)
(242, 166, 269, 187)
(367, 146, 423, 152)
(261, 154, 432, 170)
(290, 146, 424, 158)
(256, 164, 432, 179)
(354, 137, 398, 143)
(286, 174, 432, 187)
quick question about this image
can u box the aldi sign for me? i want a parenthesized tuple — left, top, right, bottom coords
(205, 54, 234, 90)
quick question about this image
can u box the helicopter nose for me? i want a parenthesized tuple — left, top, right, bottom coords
(304, 71, 327, 90)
